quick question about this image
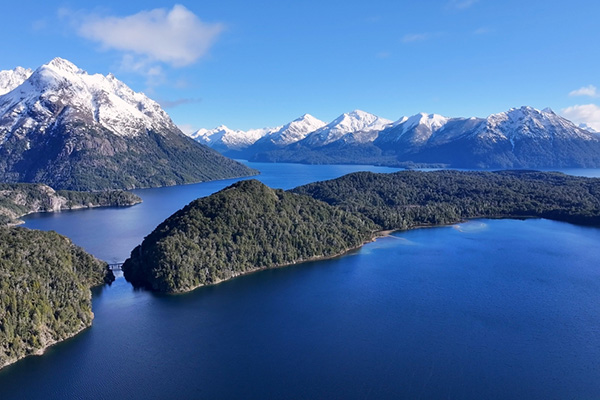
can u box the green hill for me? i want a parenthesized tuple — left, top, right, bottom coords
(0, 227, 114, 369)
(123, 180, 375, 293)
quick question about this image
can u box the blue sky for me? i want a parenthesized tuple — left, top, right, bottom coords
(2, 1, 599, 131)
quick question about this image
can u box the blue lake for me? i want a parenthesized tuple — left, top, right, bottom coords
(1, 163, 599, 399)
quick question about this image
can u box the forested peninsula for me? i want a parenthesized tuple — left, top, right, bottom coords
(0, 182, 142, 225)
(0, 227, 114, 370)
(124, 170, 600, 293)
(123, 179, 375, 293)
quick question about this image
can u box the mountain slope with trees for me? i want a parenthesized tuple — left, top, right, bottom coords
(0, 227, 114, 369)
(0, 58, 256, 190)
(292, 170, 600, 229)
(122, 179, 376, 293)
(0, 183, 141, 225)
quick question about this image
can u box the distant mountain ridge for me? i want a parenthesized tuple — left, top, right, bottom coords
(0, 66, 33, 95)
(191, 107, 600, 168)
(0, 58, 255, 190)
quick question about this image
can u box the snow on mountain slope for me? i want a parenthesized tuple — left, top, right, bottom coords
(0, 57, 177, 144)
(303, 110, 392, 146)
(191, 125, 279, 150)
(377, 113, 454, 145)
(256, 114, 326, 147)
(474, 106, 596, 143)
(402, 113, 449, 133)
(0, 58, 255, 190)
(0, 66, 33, 95)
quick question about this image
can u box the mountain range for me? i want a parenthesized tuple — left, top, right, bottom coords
(0, 58, 255, 191)
(192, 107, 600, 168)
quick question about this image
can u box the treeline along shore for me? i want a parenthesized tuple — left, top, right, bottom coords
(123, 170, 600, 293)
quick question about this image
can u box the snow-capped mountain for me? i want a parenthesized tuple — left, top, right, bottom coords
(259, 114, 326, 147)
(190, 114, 325, 157)
(474, 106, 594, 143)
(303, 110, 392, 146)
(0, 58, 176, 140)
(375, 113, 460, 146)
(248, 106, 600, 168)
(0, 58, 254, 190)
(0, 66, 32, 95)
(191, 124, 279, 151)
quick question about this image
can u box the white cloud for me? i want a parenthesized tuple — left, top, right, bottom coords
(473, 27, 493, 35)
(402, 33, 431, 43)
(158, 98, 202, 109)
(178, 124, 198, 135)
(74, 5, 224, 67)
(561, 104, 600, 131)
(569, 85, 598, 98)
(447, 0, 479, 9)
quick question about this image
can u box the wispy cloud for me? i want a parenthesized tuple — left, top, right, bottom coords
(178, 124, 198, 135)
(63, 4, 224, 74)
(561, 104, 600, 131)
(157, 97, 202, 109)
(569, 85, 598, 98)
(473, 27, 493, 35)
(402, 33, 433, 43)
(447, 0, 479, 9)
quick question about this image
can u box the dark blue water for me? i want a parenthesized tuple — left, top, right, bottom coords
(19, 162, 401, 263)
(1, 164, 600, 399)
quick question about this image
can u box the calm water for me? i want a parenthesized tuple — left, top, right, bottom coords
(1, 164, 599, 399)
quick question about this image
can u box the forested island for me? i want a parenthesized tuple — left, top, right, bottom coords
(0, 227, 114, 369)
(123, 170, 600, 294)
(0, 183, 142, 225)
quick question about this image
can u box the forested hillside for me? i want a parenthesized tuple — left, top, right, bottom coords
(292, 170, 600, 229)
(0, 227, 114, 369)
(0, 183, 141, 225)
(123, 180, 375, 293)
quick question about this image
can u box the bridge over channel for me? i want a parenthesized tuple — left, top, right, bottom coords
(108, 263, 124, 271)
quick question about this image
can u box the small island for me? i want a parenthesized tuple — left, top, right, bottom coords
(0, 227, 115, 369)
(0, 182, 142, 225)
(123, 170, 600, 294)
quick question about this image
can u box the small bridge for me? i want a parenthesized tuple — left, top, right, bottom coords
(108, 263, 124, 271)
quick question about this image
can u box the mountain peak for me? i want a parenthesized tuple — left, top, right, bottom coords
(0, 59, 254, 190)
(303, 110, 391, 146)
(403, 112, 449, 132)
(295, 113, 321, 123)
(344, 109, 378, 120)
(40, 57, 84, 77)
(1, 57, 177, 139)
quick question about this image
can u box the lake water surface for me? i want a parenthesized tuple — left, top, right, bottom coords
(1, 163, 599, 399)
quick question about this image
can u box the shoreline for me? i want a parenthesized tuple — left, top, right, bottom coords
(7, 200, 142, 226)
(154, 213, 598, 295)
(0, 319, 92, 371)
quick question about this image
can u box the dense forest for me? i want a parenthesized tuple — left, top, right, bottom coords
(123, 179, 375, 293)
(292, 170, 600, 229)
(0, 227, 114, 369)
(125, 170, 600, 293)
(0, 182, 141, 225)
